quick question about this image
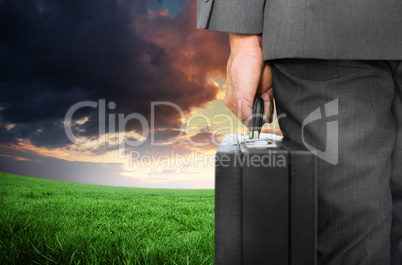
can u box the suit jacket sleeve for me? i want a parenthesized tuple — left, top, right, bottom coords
(197, 0, 266, 34)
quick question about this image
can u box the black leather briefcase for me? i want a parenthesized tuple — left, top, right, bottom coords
(215, 134, 317, 265)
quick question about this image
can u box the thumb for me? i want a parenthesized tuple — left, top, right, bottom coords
(257, 63, 274, 122)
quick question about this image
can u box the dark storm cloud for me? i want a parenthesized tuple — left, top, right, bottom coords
(188, 131, 221, 151)
(0, 0, 228, 148)
(29, 120, 74, 148)
(0, 120, 72, 147)
(151, 128, 187, 143)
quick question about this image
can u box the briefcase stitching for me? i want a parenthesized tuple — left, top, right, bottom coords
(237, 154, 243, 265)
(215, 163, 222, 264)
(290, 152, 317, 265)
(313, 156, 318, 265)
(290, 153, 295, 265)
(308, 155, 316, 264)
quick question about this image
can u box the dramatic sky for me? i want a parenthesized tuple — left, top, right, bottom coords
(0, 0, 279, 188)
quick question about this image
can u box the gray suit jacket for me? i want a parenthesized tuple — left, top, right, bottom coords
(197, 0, 402, 60)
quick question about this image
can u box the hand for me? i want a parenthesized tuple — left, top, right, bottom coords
(224, 33, 273, 128)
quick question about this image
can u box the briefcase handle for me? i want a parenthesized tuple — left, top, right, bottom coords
(251, 95, 273, 139)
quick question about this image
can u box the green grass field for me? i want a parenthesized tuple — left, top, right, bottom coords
(0, 173, 215, 264)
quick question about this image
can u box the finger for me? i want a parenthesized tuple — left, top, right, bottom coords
(224, 97, 251, 128)
(257, 64, 274, 122)
(225, 85, 258, 128)
(242, 64, 270, 127)
(240, 96, 254, 128)
(260, 88, 273, 123)
(257, 63, 273, 95)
